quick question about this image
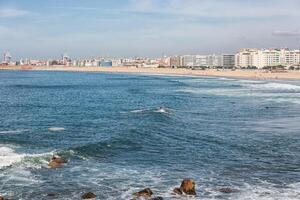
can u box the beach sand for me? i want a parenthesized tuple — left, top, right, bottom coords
(1, 65, 300, 80)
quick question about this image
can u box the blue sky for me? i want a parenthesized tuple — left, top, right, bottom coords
(0, 0, 300, 59)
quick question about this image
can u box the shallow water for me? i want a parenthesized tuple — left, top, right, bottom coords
(0, 71, 299, 199)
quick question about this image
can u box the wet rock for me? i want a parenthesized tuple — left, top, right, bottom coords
(218, 187, 235, 193)
(150, 197, 163, 200)
(48, 160, 63, 168)
(173, 188, 182, 195)
(46, 193, 56, 197)
(180, 179, 196, 195)
(51, 155, 67, 164)
(133, 188, 153, 198)
(81, 192, 96, 199)
(48, 155, 67, 169)
(0, 196, 4, 200)
(173, 179, 196, 196)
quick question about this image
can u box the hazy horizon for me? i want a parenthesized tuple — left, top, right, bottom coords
(1, 0, 300, 59)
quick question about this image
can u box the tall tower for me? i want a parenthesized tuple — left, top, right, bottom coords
(3, 51, 11, 64)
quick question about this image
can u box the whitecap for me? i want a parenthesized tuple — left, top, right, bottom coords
(232, 182, 300, 200)
(130, 109, 148, 113)
(246, 82, 300, 93)
(0, 129, 28, 134)
(0, 146, 53, 169)
(0, 147, 29, 169)
(48, 127, 65, 132)
(154, 107, 169, 114)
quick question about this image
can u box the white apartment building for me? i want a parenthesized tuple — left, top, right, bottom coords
(194, 55, 208, 67)
(235, 48, 257, 68)
(235, 48, 300, 69)
(182, 55, 195, 67)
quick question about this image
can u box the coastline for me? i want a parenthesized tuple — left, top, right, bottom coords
(1, 66, 300, 80)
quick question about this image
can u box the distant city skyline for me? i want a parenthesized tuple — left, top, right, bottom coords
(1, 0, 300, 59)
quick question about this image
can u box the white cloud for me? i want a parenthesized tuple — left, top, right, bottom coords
(0, 8, 30, 17)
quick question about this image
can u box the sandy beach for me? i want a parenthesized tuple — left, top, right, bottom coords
(1, 65, 300, 80)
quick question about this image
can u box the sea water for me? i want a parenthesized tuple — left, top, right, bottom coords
(0, 71, 299, 199)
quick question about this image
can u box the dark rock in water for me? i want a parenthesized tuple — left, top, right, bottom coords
(51, 155, 67, 164)
(0, 196, 4, 200)
(48, 155, 67, 169)
(150, 197, 163, 200)
(133, 188, 153, 198)
(173, 187, 182, 195)
(180, 179, 196, 195)
(219, 187, 235, 193)
(48, 160, 63, 169)
(81, 192, 96, 199)
(173, 179, 196, 196)
(46, 193, 56, 197)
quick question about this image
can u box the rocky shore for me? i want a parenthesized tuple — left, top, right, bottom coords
(0, 155, 236, 199)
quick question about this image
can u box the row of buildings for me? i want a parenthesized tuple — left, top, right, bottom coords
(168, 48, 300, 69)
(2, 48, 300, 69)
(168, 54, 235, 68)
(235, 48, 300, 69)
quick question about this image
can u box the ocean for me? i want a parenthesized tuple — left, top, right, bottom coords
(0, 71, 299, 200)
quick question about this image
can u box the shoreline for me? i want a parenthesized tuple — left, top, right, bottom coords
(1, 66, 300, 80)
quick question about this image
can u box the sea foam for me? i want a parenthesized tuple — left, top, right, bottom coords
(246, 82, 300, 92)
(48, 127, 65, 132)
(0, 146, 52, 169)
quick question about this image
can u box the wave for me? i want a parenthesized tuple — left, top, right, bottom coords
(232, 182, 300, 200)
(0, 146, 52, 169)
(0, 146, 75, 170)
(0, 129, 29, 134)
(246, 82, 300, 93)
(129, 109, 149, 113)
(48, 127, 65, 132)
(127, 107, 172, 115)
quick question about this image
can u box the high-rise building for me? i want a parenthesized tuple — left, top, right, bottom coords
(222, 54, 235, 68)
(182, 55, 195, 67)
(235, 48, 257, 68)
(194, 55, 208, 67)
(170, 56, 181, 68)
(235, 48, 300, 69)
(3, 51, 11, 64)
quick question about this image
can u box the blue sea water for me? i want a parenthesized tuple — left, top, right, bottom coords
(0, 71, 299, 200)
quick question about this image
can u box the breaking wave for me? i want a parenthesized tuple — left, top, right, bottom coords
(48, 127, 65, 132)
(0, 146, 52, 169)
(246, 82, 300, 93)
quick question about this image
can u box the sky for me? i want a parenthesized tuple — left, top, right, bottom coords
(0, 0, 300, 59)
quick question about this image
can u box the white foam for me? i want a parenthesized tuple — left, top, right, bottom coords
(154, 107, 168, 114)
(246, 82, 300, 92)
(232, 182, 300, 200)
(237, 79, 265, 84)
(0, 146, 53, 169)
(48, 127, 65, 132)
(0, 147, 25, 169)
(130, 109, 148, 113)
(0, 129, 28, 134)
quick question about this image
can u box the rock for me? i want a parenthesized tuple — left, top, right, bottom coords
(172, 188, 182, 195)
(218, 187, 235, 193)
(0, 196, 4, 200)
(133, 188, 153, 198)
(172, 179, 196, 196)
(180, 179, 196, 195)
(48, 155, 67, 169)
(81, 192, 96, 199)
(150, 197, 163, 200)
(51, 155, 67, 164)
(46, 193, 56, 197)
(48, 160, 63, 169)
